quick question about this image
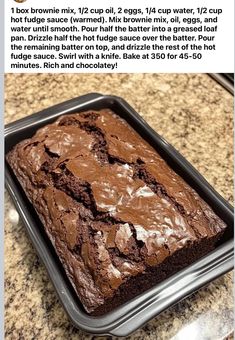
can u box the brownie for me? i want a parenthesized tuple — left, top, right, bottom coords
(6, 109, 227, 315)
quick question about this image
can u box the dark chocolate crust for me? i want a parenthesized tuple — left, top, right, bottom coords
(6, 109, 227, 315)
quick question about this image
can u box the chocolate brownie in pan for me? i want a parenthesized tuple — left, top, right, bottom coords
(6, 109, 226, 315)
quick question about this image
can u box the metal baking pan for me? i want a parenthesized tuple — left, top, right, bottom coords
(209, 73, 234, 95)
(5, 93, 234, 336)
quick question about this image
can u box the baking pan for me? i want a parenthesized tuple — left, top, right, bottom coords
(209, 73, 234, 95)
(5, 93, 234, 336)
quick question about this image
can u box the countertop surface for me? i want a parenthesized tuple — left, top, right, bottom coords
(5, 73, 234, 340)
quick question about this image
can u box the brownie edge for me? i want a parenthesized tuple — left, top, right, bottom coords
(6, 109, 227, 315)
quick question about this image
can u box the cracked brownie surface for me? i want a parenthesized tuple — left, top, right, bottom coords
(6, 109, 227, 314)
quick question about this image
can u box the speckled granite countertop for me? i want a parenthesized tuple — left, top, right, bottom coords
(5, 74, 234, 340)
